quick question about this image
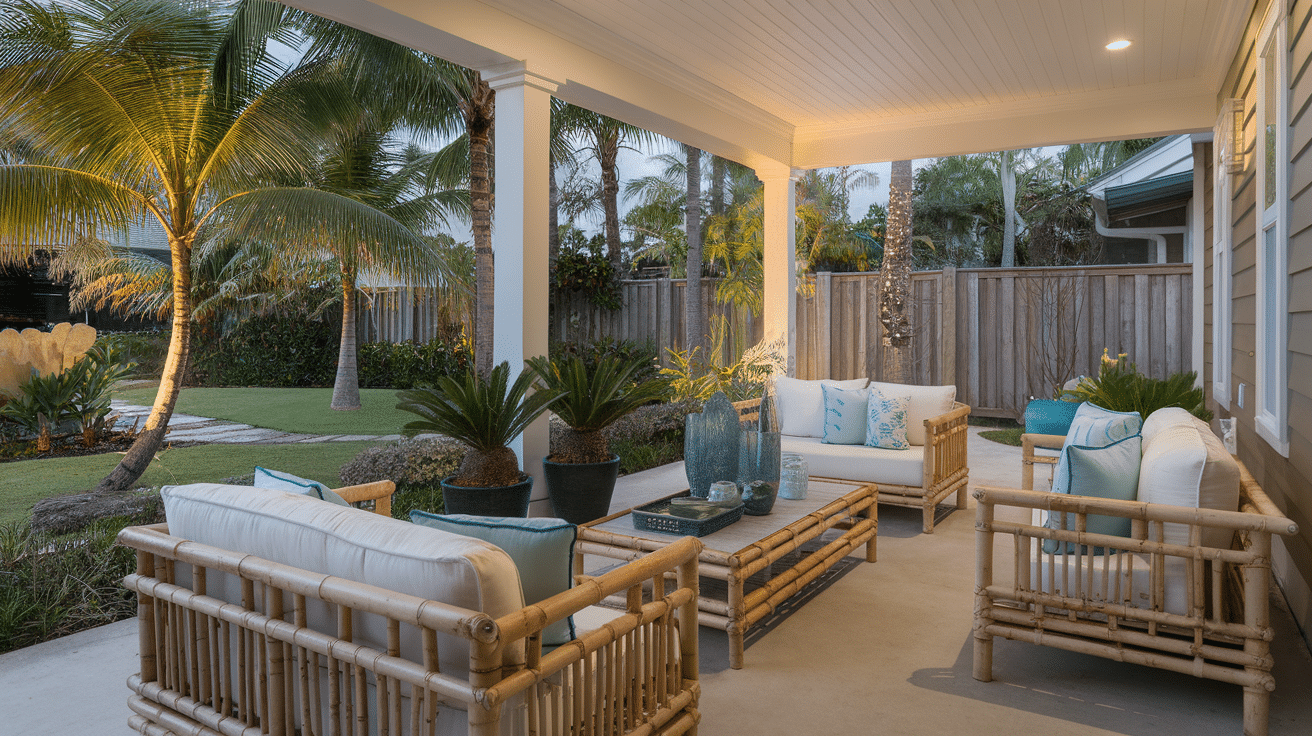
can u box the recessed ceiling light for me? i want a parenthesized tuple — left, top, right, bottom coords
(1106, 39, 1131, 50)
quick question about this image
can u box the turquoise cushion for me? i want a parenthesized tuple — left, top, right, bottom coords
(410, 512, 577, 646)
(865, 387, 910, 450)
(253, 466, 350, 506)
(1043, 434, 1141, 554)
(1051, 403, 1142, 497)
(1024, 399, 1081, 436)
(821, 385, 868, 445)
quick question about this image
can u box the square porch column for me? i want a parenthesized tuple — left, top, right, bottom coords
(484, 62, 557, 512)
(759, 168, 802, 376)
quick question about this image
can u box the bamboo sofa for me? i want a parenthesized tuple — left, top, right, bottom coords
(973, 421, 1299, 736)
(736, 378, 971, 533)
(117, 480, 703, 736)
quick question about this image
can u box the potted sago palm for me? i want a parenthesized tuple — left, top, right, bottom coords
(396, 361, 562, 517)
(528, 353, 669, 523)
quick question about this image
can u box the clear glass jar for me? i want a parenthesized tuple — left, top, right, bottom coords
(778, 453, 808, 500)
(707, 480, 741, 507)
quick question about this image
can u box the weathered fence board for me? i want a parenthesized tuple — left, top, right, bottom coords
(368, 264, 1193, 420)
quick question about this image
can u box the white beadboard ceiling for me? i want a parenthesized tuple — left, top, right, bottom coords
(299, 0, 1253, 170)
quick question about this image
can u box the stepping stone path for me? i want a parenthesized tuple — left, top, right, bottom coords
(110, 400, 412, 445)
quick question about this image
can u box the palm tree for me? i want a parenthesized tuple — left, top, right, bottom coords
(880, 159, 915, 382)
(296, 18, 495, 374)
(221, 118, 468, 410)
(0, 0, 360, 494)
(684, 144, 704, 357)
(558, 104, 657, 272)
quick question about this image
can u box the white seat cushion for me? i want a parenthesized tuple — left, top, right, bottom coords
(161, 483, 526, 681)
(865, 381, 956, 445)
(781, 435, 925, 487)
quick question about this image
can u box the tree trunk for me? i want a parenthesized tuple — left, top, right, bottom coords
(466, 74, 496, 376)
(90, 234, 193, 495)
(600, 128, 622, 273)
(331, 267, 361, 410)
(879, 159, 914, 384)
(684, 144, 703, 360)
(711, 155, 726, 219)
(1001, 149, 1017, 268)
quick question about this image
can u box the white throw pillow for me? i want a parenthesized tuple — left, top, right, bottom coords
(865, 381, 956, 445)
(775, 375, 869, 437)
(1138, 412, 1240, 549)
(865, 387, 910, 450)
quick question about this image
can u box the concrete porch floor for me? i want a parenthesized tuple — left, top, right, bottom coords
(4, 428, 1309, 735)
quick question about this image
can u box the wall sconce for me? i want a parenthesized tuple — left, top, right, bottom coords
(1215, 98, 1245, 174)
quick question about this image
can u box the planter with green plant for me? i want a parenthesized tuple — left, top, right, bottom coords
(395, 362, 562, 517)
(528, 354, 669, 524)
(1064, 354, 1212, 422)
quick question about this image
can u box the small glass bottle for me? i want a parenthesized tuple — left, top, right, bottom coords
(778, 453, 808, 500)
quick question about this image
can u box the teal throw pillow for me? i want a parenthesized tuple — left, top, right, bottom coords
(1051, 403, 1142, 497)
(821, 384, 869, 445)
(1043, 434, 1141, 554)
(410, 512, 577, 646)
(865, 387, 910, 450)
(253, 466, 350, 506)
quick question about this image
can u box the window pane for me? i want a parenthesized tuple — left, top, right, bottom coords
(1263, 39, 1278, 210)
(1263, 226, 1280, 412)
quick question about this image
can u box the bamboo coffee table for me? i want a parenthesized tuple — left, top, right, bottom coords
(575, 479, 877, 669)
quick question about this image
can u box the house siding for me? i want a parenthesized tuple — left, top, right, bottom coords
(1215, 0, 1312, 648)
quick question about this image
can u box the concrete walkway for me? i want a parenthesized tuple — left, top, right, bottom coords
(109, 400, 409, 445)
(5, 428, 1311, 735)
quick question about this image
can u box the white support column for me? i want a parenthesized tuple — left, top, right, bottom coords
(759, 167, 802, 376)
(1191, 141, 1207, 386)
(484, 62, 557, 510)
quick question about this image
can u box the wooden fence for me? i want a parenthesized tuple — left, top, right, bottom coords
(549, 263, 1194, 419)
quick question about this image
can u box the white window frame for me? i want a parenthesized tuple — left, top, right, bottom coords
(1212, 128, 1233, 408)
(1255, 4, 1290, 456)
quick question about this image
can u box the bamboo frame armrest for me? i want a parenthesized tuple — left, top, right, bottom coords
(1021, 433, 1065, 491)
(924, 402, 972, 434)
(334, 479, 396, 517)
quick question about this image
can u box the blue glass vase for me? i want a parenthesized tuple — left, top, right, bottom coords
(684, 392, 741, 498)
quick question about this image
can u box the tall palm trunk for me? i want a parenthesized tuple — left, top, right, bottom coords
(879, 160, 914, 384)
(600, 129, 622, 271)
(1001, 149, 1017, 268)
(93, 234, 193, 494)
(684, 144, 703, 359)
(331, 266, 361, 410)
(711, 156, 726, 219)
(465, 75, 495, 376)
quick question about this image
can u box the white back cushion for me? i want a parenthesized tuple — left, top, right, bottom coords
(866, 381, 956, 445)
(1137, 412, 1240, 549)
(775, 376, 869, 437)
(161, 483, 526, 681)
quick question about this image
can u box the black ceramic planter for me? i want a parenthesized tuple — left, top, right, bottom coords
(542, 454, 621, 524)
(439, 474, 533, 517)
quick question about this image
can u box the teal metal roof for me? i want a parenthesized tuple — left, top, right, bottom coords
(1104, 171, 1193, 215)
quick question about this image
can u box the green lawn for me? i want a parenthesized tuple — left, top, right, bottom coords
(0, 440, 383, 525)
(114, 386, 414, 435)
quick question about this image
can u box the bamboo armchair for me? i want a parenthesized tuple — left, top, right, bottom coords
(973, 438, 1299, 736)
(735, 397, 971, 532)
(118, 491, 703, 736)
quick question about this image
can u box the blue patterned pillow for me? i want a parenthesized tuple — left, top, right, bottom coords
(1052, 403, 1142, 497)
(865, 387, 910, 450)
(821, 385, 869, 445)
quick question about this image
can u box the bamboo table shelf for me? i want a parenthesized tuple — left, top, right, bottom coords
(576, 479, 877, 669)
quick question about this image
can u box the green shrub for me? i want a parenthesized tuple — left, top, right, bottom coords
(339, 437, 465, 518)
(0, 514, 154, 653)
(602, 399, 699, 475)
(358, 337, 473, 389)
(551, 337, 661, 386)
(1065, 358, 1212, 422)
(189, 315, 339, 387)
(95, 330, 168, 378)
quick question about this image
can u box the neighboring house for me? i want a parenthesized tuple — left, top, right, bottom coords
(1086, 135, 1197, 265)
